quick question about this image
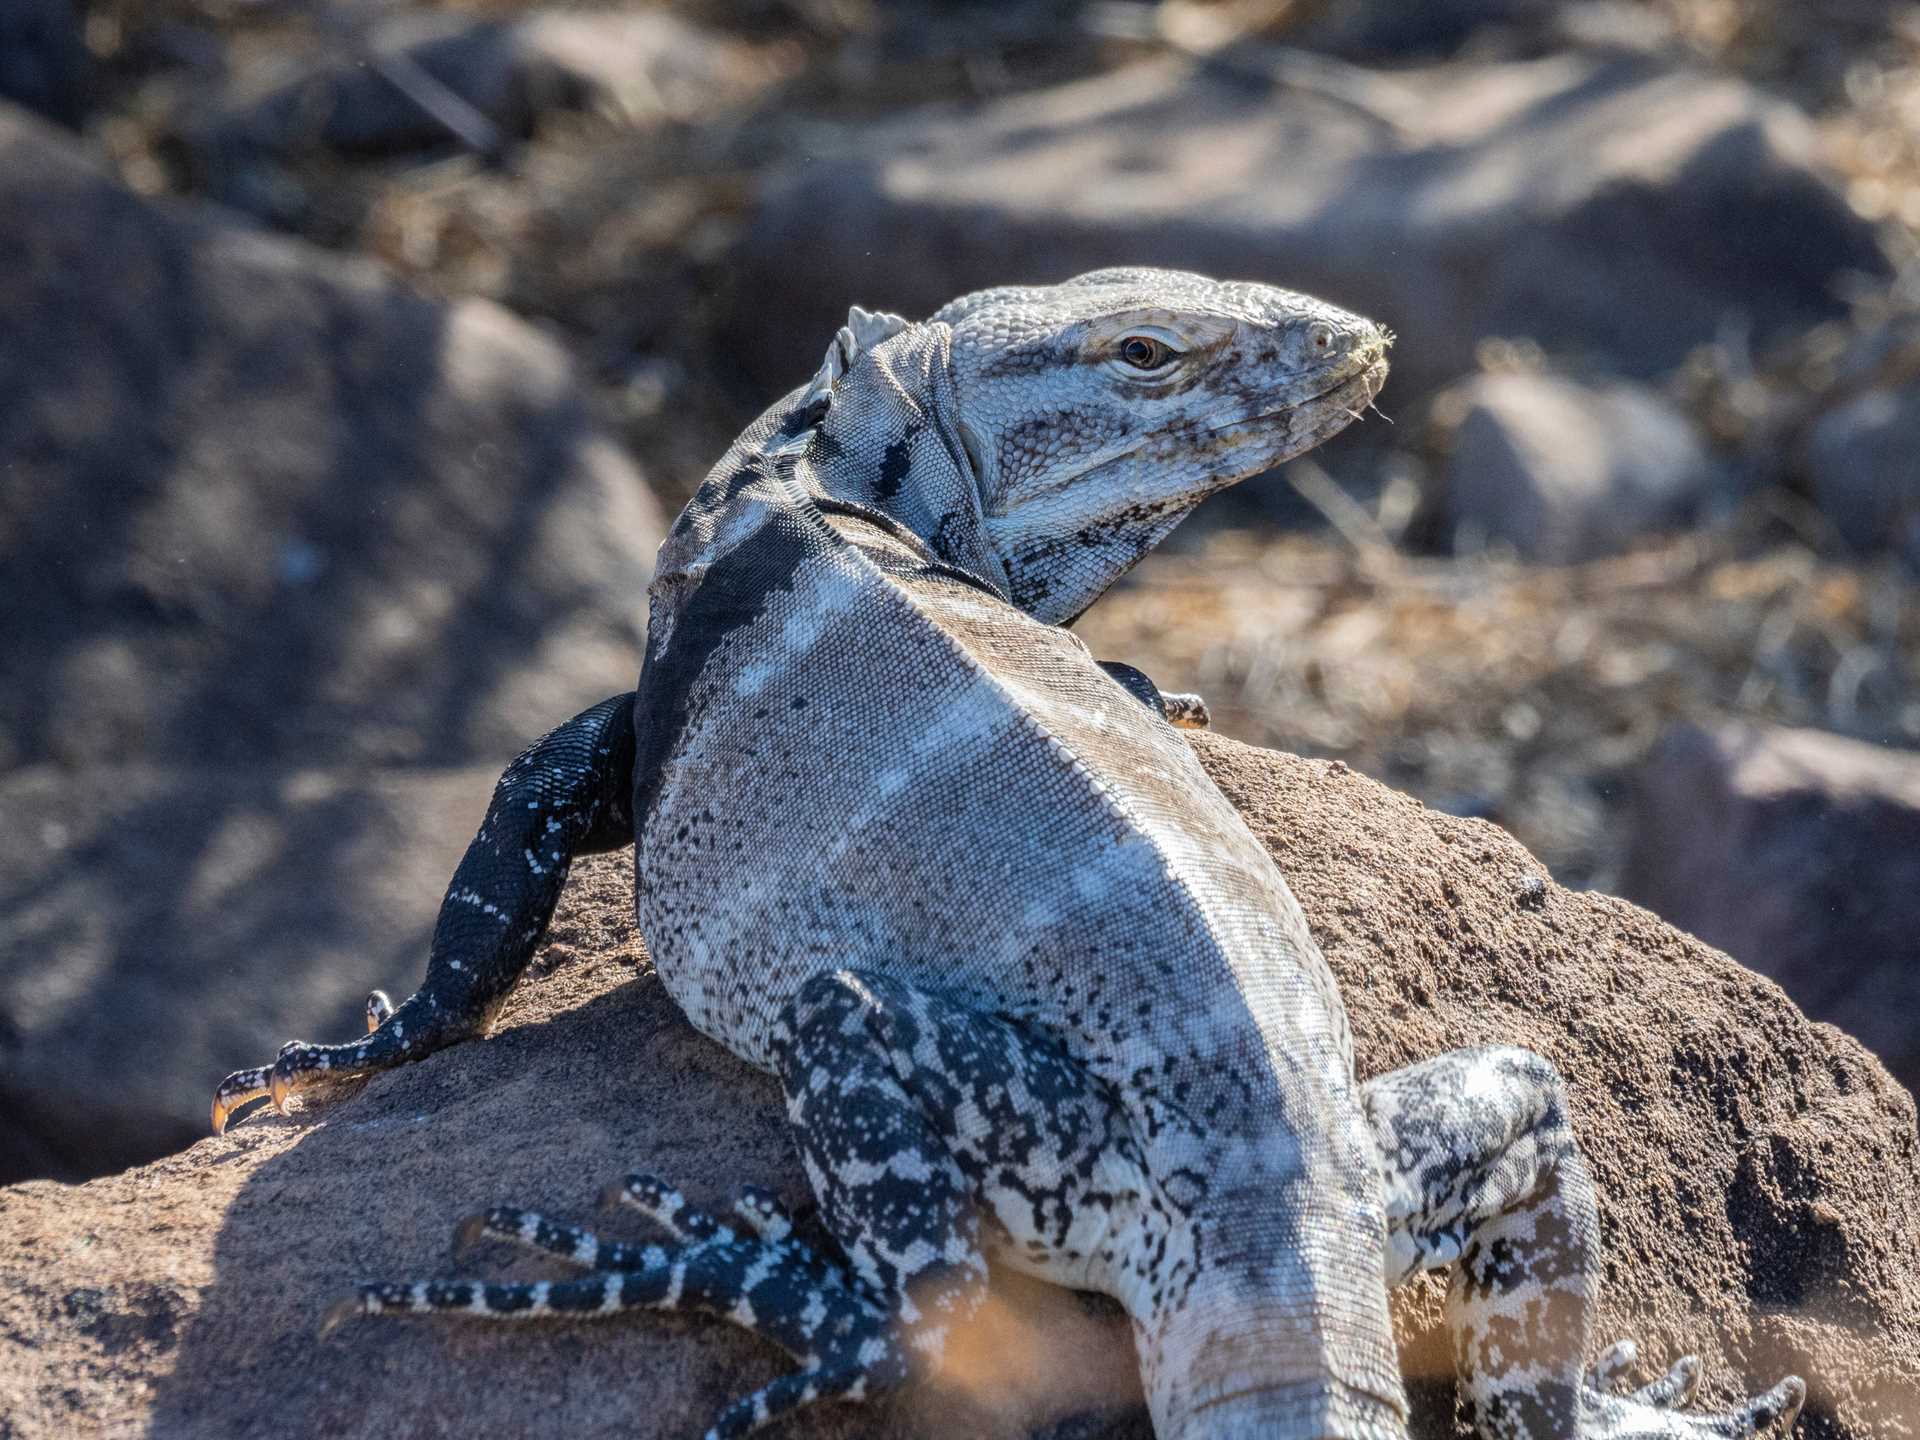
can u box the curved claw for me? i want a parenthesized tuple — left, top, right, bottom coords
(211, 1065, 273, 1136)
(366, 990, 394, 1033)
(1632, 1355, 1701, 1410)
(452, 1213, 493, 1255)
(319, 1294, 367, 1340)
(1750, 1376, 1805, 1435)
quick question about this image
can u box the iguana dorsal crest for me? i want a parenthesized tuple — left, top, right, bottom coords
(796, 305, 911, 413)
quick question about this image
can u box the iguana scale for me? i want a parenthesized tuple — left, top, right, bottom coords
(213, 268, 1804, 1440)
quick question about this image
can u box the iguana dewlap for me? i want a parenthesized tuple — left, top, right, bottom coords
(214, 269, 1803, 1440)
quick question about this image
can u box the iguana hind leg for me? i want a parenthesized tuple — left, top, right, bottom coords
(329, 969, 1136, 1437)
(338, 1174, 900, 1440)
(1365, 1046, 1804, 1439)
(211, 692, 639, 1134)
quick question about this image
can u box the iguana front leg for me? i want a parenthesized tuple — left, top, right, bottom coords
(1365, 1047, 1805, 1438)
(1097, 661, 1211, 730)
(211, 692, 639, 1133)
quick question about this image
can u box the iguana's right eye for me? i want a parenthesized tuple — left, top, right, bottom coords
(1118, 336, 1178, 371)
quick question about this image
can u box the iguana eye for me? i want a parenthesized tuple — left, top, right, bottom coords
(1118, 336, 1178, 371)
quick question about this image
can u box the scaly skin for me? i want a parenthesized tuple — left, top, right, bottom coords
(214, 270, 1801, 1440)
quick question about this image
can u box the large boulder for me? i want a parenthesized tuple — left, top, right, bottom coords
(1622, 721, 1920, 1097)
(723, 52, 1885, 408)
(1426, 371, 1715, 561)
(0, 762, 501, 1184)
(2, 735, 1913, 1439)
(0, 102, 663, 772)
(210, 9, 763, 159)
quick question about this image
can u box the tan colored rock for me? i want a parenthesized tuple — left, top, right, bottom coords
(3, 735, 1914, 1439)
(1425, 371, 1714, 562)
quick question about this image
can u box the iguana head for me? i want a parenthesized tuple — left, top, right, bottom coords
(929, 267, 1390, 623)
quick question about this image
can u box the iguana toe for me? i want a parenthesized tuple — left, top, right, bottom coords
(210, 1064, 273, 1135)
(365, 989, 394, 1032)
(1582, 1366, 1803, 1438)
(731, 1186, 795, 1241)
(1755, 1376, 1805, 1434)
(1589, 1340, 1640, 1393)
(1161, 691, 1211, 729)
(1632, 1355, 1701, 1410)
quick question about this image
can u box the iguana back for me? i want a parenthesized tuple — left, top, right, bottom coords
(215, 269, 1803, 1440)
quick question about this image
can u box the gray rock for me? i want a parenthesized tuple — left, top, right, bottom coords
(0, 0, 88, 128)
(1805, 383, 1920, 561)
(1429, 371, 1713, 561)
(1622, 721, 1920, 1094)
(0, 102, 663, 771)
(0, 762, 501, 1183)
(723, 52, 1885, 407)
(216, 9, 755, 158)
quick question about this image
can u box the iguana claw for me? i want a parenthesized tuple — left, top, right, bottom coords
(210, 1065, 273, 1135)
(210, 989, 398, 1134)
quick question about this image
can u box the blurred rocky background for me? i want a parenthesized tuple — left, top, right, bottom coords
(2, 0, 1917, 1186)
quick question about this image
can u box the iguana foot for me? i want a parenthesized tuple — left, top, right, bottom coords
(211, 692, 641, 1136)
(210, 986, 481, 1134)
(1095, 661, 1210, 729)
(1581, 1365, 1803, 1438)
(1588, 1342, 1700, 1408)
(1367, 1047, 1805, 1439)
(1160, 691, 1210, 729)
(335, 1171, 910, 1440)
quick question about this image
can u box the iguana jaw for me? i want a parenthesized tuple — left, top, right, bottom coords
(972, 318, 1390, 623)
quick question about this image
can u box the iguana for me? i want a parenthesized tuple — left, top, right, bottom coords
(212, 268, 1804, 1440)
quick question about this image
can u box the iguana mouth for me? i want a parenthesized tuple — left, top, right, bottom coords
(1204, 353, 1390, 448)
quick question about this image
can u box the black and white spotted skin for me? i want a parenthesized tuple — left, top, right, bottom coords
(213, 270, 1804, 1440)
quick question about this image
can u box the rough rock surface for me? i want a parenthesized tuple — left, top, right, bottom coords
(1622, 721, 1920, 1097)
(1426, 371, 1714, 561)
(3, 734, 1914, 1440)
(723, 53, 1886, 405)
(0, 102, 664, 772)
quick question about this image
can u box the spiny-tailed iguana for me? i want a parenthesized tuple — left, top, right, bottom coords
(212, 268, 1804, 1440)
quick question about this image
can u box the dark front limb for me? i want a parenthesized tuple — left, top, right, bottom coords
(1365, 1047, 1804, 1439)
(211, 692, 638, 1133)
(1097, 661, 1210, 730)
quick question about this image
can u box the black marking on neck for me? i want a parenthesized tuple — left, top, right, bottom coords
(874, 431, 915, 500)
(816, 498, 1011, 605)
(631, 504, 813, 832)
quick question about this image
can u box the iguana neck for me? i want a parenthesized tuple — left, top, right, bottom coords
(782, 324, 1012, 600)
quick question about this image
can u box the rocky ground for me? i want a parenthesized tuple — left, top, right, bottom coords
(3, 0, 1920, 1436)
(1, 6, 1919, 1428)
(3, 737, 1915, 1440)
